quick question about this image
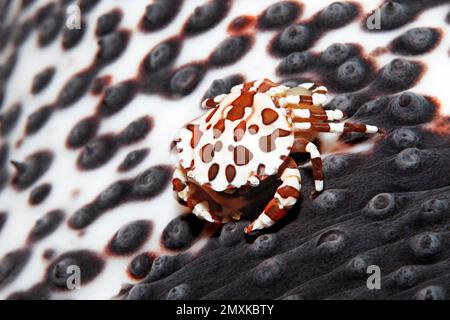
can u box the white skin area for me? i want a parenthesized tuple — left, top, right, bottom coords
(0, 0, 449, 299)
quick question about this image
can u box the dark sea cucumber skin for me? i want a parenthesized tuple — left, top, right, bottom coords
(0, 0, 449, 300)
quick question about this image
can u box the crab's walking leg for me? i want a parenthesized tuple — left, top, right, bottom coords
(172, 166, 228, 224)
(245, 157, 301, 234)
(294, 121, 381, 134)
(291, 108, 346, 122)
(292, 138, 324, 193)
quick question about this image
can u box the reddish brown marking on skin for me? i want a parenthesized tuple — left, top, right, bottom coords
(300, 95, 313, 105)
(344, 122, 367, 132)
(242, 81, 255, 91)
(200, 143, 214, 163)
(233, 120, 246, 142)
(264, 199, 287, 221)
(277, 186, 300, 199)
(226, 91, 255, 121)
(186, 124, 203, 148)
(256, 79, 277, 92)
(258, 128, 291, 152)
(309, 123, 331, 132)
(172, 178, 186, 192)
(248, 124, 259, 134)
(261, 108, 279, 125)
(206, 105, 219, 122)
(208, 163, 219, 181)
(205, 98, 216, 109)
(233, 145, 253, 166)
(225, 164, 236, 183)
(213, 119, 226, 138)
(206, 124, 211, 130)
(311, 158, 324, 180)
(214, 141, 223, 152)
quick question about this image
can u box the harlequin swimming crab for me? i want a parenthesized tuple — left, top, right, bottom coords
(172, 79, 382, 234)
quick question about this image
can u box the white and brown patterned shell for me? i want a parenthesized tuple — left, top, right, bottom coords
(175, 81, 294, 192)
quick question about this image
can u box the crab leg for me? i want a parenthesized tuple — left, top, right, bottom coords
(293, 121, 381, 134)
(291, 108, 346, 122)
(244, 157, 301, 234)
(172, 166, 228, 224)
(292, 138, 324, 192)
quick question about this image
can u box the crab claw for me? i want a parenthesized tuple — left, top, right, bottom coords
(244, 223, 258, 235)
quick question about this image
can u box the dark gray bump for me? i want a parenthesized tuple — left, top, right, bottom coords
(393, 265, 420, 289)
(365, 193, 396, 220)
(95, 181, 129, 210)
(250, 233, 278, 257)
(316, 229, 347, 253)
(253, 257, 285, 286)
(162, 215, 202, 250)
(313, 189, 346, 213)
(219, 221, 245, 247)
(257, 1, 301, 30)
(68, 205, 97, 230)
(321, 43, 352, 66)
(323, 154, 351, 177)
(336, 58, 367, 88)
(0, 103, 22, 136)
(169, 65, 205, 97)
(0, 248, 31, 289)
(394, 148, 423, 172)
(127, 283, 153, 300)
(166, 283, 192, 300)
(209, 35, 252, 67)
(108, 220, 152, 255)
(28, 209, 65, 243)
(49, 257, 78, 287)
(277, 51, 313, 75)
(389, 92, 434, 125)
(378, 1, 411, 31)
(147, 255, 177, 281)
(128, 253, 154, 279)
(379, 58, 420, 89)
(131, 165, 172, 199)
(345, 254, 373, 278)
(409, 232, 443, 260)
(389, 128, 421, 150)
(419, 199, 448, 224)
(277, 24, 312, 54)
(393, 28, 440, 54)
(317, 2, 358, 29)
(415, 285, 447, 300)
